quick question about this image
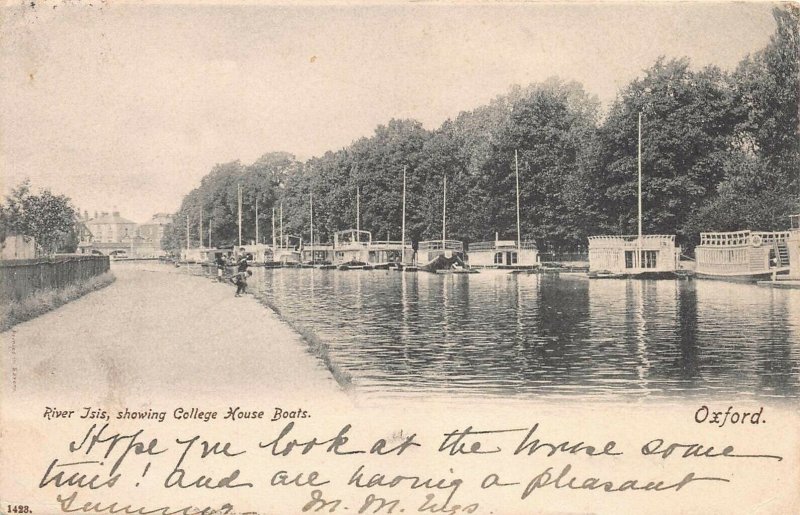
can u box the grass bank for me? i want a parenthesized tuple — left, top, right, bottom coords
(1, 272, 116, 332)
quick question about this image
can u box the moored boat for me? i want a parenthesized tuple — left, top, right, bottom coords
(694, 230, 790, 281)
(587, 235, 680, 278)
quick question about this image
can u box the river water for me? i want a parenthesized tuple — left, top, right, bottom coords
(246, 268, 800, 400)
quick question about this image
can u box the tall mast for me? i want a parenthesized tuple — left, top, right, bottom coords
(185, 215, 190, 250)
(442, 175, 447, 247)
(356, 185, 360, 234)
(637, 112, 642, 268)
(237, 183, 242, 247)
(279, 202, 284, 248)
(199, 210, 203, 248)
(272, 207, 276, 249)
(310, 193, 314, 264)
(515, 150, 521, 251)
(208, 224, 211, 249)
(401, 166, 407, 262)
(255, 199, 259, 245)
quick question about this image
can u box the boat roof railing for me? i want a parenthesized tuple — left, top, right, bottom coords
(469, 240, 538, 251)
(588, 234, 675, 242)
(369, 240, 411, 249)
(419, 240, 464, 251)
(699, 230, 791, 246)
(334, 229, 371, 246)
(587, 234, 676, 250)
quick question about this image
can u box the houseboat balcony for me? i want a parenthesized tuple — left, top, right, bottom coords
(696, 230, 790, 281)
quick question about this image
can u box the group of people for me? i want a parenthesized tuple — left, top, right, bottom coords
(215, 248, 252, 297)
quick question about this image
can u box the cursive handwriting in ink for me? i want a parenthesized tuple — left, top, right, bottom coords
(69, 424, 168, 476)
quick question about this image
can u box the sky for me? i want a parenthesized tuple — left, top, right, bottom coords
(0, 1, 779, 223)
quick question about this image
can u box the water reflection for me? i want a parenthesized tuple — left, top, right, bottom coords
(248, 269, 800, 399)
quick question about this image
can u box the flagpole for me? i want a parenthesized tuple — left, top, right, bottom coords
(310, 193, 314, 265)
(255, 199, 259, 245)
(442, 175, 447, 248)
(515, 150, 521, 252)
(401, 166, 407, 264)
(637, 112, 642, 269)
(237, 183, 242, 247)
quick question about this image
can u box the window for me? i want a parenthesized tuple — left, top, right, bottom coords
(625, 251, 635, 269)
(641, 250, 658, 269)
(494, 252, 503, 264)
(509, 252, 518, 265)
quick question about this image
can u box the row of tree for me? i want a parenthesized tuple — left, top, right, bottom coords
(164, 7, 799, 254)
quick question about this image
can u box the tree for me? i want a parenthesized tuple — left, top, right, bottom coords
(596, 58, 738, 243)
(0, 179, 78, 255)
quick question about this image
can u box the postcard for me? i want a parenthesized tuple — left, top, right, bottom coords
(1, 1, 798, 514)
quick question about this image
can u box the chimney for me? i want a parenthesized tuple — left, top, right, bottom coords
(94, 211, 98, 219)
(84, 210, 89, 221)
(113, 211, 120, 217)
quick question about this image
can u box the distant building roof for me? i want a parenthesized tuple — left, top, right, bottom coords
(88, 212, 137, 225)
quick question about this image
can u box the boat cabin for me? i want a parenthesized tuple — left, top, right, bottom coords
(272, 235, 302, 266)
(333, 229, 371, 265)
(467, 239, 538, 269)
(367, 240, 414, 267)
(301, 243, 334, 265)
(588, 235, 679, 276)
(418, 240, 464, 264)
(235, 244, 272, 264)
(695, 230, 791, 280)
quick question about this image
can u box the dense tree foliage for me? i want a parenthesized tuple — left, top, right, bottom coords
(163, 6, 799, 254)
(0, 180, 79, 255)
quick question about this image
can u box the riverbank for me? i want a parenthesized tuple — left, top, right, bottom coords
(1, 261, 345, 405)
(0, 271, 116, 332)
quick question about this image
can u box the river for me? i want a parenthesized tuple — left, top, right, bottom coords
(245, 268, 800, 400)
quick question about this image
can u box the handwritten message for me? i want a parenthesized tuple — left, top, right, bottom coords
(32, 410, 785, 515)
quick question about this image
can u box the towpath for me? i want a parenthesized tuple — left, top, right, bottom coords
(1, 261, 346, 407)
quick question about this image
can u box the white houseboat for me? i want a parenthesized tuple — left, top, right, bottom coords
(588, 235, 680, 278)
(467, 151, 538, 271)
(695, 229, 791, 281)
(368, 240, 413, 269)
(468, 239, 538, 269)
(418, 175, 472, 273)
(301, 243, 335, 267)
(588, 113, 680, 279)
(271, 235, 303, 267)
(333, 229, 372, 269)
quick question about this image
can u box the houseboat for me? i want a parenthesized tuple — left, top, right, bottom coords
(235, 243, 272, 266)
(271, 235, 302, 267)
(333, 229, 372, 269)
(301, 243, 335, 267)
(468, 239, 538, 269)
(418, 175, 473, 273)
(368, 240, 413, 269)
(467, 151, 538, 271)
(695, 229, 791, 281)
(588, 113, 680, 279)
(588, 235, 680, 278)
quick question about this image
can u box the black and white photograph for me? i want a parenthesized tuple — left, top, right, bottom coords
(1, 2, 799, 514)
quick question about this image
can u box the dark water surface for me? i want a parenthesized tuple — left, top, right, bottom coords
(247, 269, 800, 399)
